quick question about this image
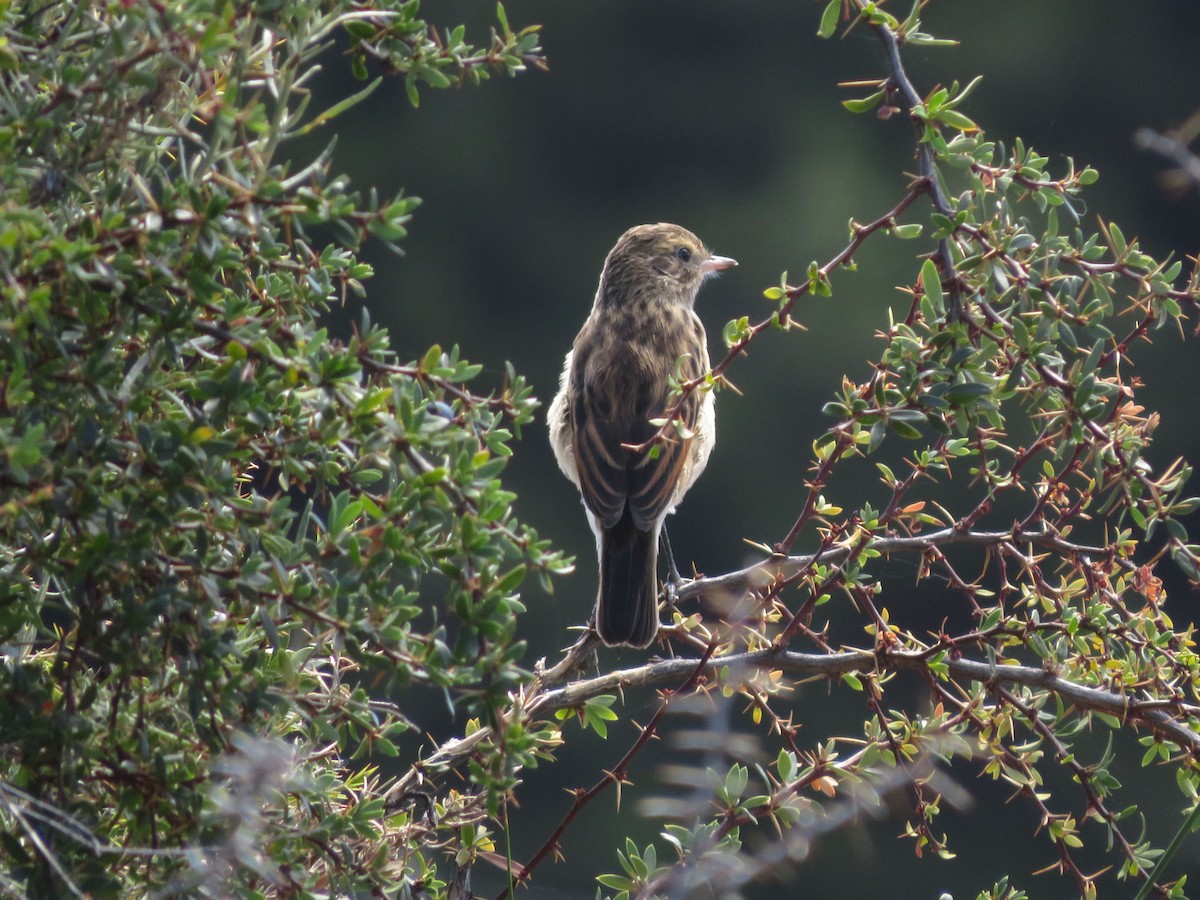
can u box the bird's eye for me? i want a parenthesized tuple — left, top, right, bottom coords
(675, 246, 692, 262)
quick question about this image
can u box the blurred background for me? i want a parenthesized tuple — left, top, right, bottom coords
(298, 1, 1200, 895)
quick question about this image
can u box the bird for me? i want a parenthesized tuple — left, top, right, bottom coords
(548, 223, 736, 647)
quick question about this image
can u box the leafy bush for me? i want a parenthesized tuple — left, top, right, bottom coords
(0, 2, 564, 895)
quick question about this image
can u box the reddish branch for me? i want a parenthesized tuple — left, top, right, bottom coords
(994, 685, 1150, 893)
(628, 185, 927, 457)
(495, 641, 719, 900)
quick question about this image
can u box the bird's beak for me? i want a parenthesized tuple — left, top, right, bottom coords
(702, 255, 738, 275)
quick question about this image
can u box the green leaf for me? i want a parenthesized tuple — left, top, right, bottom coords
(723, 315, 750, 348)
(929, 212, 956, 237)
(423, 66, 452, 89)
(1105, 220, 1128, 257)
(888, 418, 922, 440)
(943, 74, 984, 110)
(596, 874, 635, 892)
(891, 222, 923, 239)
(843, 90, 885, 114)
(822, 401, 849, 418)
(778, 749, 797, 782)
(343, 20, 376, 40)
(818, 0, 841, 38)
(868, 419, 886, 453)
(921, 258, 943, 313)
(905, 33, 959, 47)
(296, 77, 382, 136)
(936, 108, 978, 132)
(944, 381, 993, 404)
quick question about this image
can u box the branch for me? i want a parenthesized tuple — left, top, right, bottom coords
(381, 518, 1172, 813)
(533, 647, 1200, 754)
(631, 0, 999, 457)
(860, 2, 963, 318)
(497, 642, 720, 899)
(673, 524, 1134, 603)
(994, 684, 1144, 890)
(1135, 126, 1200, 193)
(628, 185, 926, 456)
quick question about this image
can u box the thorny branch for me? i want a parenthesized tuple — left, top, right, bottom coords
(495, 643, 720, 899)
(674, 524, 1138, 603)
(628, 185, 926, 457)
(385, 616, 1200, 894)
(865, 3, 963, 319)
(534, 649, 1200, 753)
(629, 0, 982, 458)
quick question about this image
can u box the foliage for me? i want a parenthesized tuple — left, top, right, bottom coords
(0, 0, 564, 896)
(4, 0, 1200, 899)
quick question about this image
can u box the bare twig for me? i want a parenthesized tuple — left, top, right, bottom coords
(674, 523, 1135, 604)
(1135, 124, 1200, 194)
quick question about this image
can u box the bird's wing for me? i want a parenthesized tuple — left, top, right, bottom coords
(624, 373, 700, 532)
(570, 339, 703, 533)
(570, 375, 634, 530)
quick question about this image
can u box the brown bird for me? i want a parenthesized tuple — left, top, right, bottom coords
(548, 223, 736, 647)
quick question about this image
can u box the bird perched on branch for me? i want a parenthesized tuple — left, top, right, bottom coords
(548, 223, 736, 647)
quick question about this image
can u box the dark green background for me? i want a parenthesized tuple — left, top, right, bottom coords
(303, 2, 1200, 896)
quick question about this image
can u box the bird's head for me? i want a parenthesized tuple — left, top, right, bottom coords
(599, 223, 736, 307)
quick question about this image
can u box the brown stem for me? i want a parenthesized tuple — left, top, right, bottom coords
(496, 641, 719, 900)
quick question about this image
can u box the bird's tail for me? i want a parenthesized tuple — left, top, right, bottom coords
(597, 507, 660, 648)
